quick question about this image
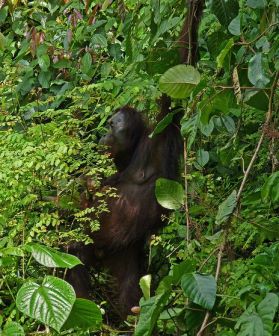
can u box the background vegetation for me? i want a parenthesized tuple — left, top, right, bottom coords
(0, 0, 278, 335)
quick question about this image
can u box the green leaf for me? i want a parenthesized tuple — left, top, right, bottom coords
(228, 15, 241, 36)
(0, 32, 7, 51)
(91, 34, 108, 48)
(26, 243, 82, 268)
(16, 276, 76, 332)
(140, 275, 152, 300)
(149, 113, 174, 138)
(261, 172, 279, 203)
(159, 65, 201, 99)
(135, 293, 170, 336)
(38, 71, 51, 88)
(211, 0, 239, 27)
(199, 117, 214, 137)
(247, 0, 267, 8)
(248, 53, 270, 88)
(155, 178, 184, 210)
(181, 273, 217, 310)
(81, 52, 92, 74)
(62, 298, 102, 331)
(181, 114, 199, 149)
(2, 322, 25, 336)
(235, 293, 278, 336)
(216, 190, 237, 225)
(0, 7, 8, 25)
(196, 149, 209, 168)
(217, 38, 234, 68)
(38, 54, 50, 71)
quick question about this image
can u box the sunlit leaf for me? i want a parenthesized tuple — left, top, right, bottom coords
(140, 275, 152, 300)
(155, 178, 184, 210)
(159, 65, 200, 98)
(2, 322, 25, 336)
(62, 298, 102, 331)
(25, 243, 82, 269)
(16, 276, 76, 332)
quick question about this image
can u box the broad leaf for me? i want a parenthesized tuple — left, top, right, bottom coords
(181, 114, 199, 149)
(2, 322, 25, 336)
(135, 293, 170, 336)
(0, 32, 6, 51)
(38, 54, 50, 71)
(247, 0, 267, 8)
(26, 243, 82, 268)
(216, 190, 237, 225)
(155, 178, 184, 210)
(16, 276, 76, 331)
(150, 113, 173, 138)
(235, 293, 278, 336)
(62, 298, 102, 331)
(211, 0, 239, 27)
(196, 149, 209, 168)
(217, 38, 234, 68)
(91, 34, 108, 48)
(261, 172, 279, 203)
(248, 53, 270, 88)
(181, 273, 216, 310)
(81, 52, 92, 74)
(159, 65, 200, 99)
(228, 15, 241, 36)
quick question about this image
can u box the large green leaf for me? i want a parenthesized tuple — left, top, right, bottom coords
(26, 243, 82, 268)
(159, 65, 200, 98)
(62, 298, 102, 331)
(135, 293, 170, 336)
(211, 0, 239, 27)
(235, 293, 278, 336)
(16, 276, 76, 332)
(181, 273, 216, 310)
(248, 53, 270, 88)
(155, 178, 184, 210)
(2, 322, 25, 336)
(216, 190, 237, 225)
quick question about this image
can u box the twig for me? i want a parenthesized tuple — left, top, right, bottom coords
(197, 71, 279, 336)
(197, 243, 225, 336)
(237, 22, 278, 46)
(214, 85, 271, 90)
(184, 139, 190, 245)
(237, 71, 279, 201)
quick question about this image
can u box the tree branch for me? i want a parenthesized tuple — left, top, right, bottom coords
(197, 71, 279, 336)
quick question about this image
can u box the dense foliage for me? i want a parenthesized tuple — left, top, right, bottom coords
(0, 0, 278, 335)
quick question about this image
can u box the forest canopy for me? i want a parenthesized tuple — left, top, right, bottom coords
(0, 0, 278, 335)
